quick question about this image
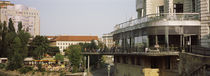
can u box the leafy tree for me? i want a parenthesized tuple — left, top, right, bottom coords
(55, 53, 64, 62)
(8, 18, 15, 32)
(29, 36, 50, 59)
(0, 21, 9, 57)
(0, 19, 30, 70)
(67, 45, 82, 73)
(47, 46, 60, 56)
(79, 40, 105, 69)
(6, 21, 30, 70)
(17, 22, 31, 58)
(7, 37, 24, 70)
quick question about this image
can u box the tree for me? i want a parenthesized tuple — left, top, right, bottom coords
(47, 46, 60, 56)
(7, 37, 24, 70)
(17, 22, 31, 58)
(8, 18, 15, 32)
(55, 53, 64, 63)
(29, 36, 50, 59)
(67, 45, 82, 73)
(6, 21, 30, 70)
(79, 40, 104, 69)
(0, 21, 9, 57)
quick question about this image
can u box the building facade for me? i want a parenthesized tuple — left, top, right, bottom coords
(47, 36, 98, 54)
(101, 33, 114, 48)
(111, 0, 206, 76)
(0, 1, 40, 36)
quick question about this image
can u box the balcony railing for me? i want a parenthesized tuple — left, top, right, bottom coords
(114, 13, 200, 31)
(186, 45, 210, 56)
(82, 46, 180, 55)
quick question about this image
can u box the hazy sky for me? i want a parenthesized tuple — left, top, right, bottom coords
(10, 0, 137, 36)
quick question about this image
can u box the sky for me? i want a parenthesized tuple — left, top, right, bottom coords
(10, 0, 137, 37)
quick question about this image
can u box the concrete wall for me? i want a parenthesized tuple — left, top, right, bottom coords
(115, 63, 145, 76)
(200, 0, 210, 47)
(146, 0, 164, 15)
(114, 55, 178, 76)
(179, 52, 210, 75)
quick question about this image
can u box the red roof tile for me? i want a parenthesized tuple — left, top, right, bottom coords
(47, 36, 98, 41)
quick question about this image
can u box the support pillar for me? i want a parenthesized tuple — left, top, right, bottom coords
(180, 35, 182, 50)
(165, 26, 169, 50)
(88, 55, 90, 76)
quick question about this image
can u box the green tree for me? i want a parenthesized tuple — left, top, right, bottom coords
(29, 36, 50, 59)
(55, 53, 64, 62)
(67, 45, 82, 73)
(47, 46, 60, 56)
(0, 21, 9, 57)
(8, 18, 15, 32)
(7, 37, 24, 70)
(6, 21, 30, 70)
(17, 22, 31, 58)
(0, 22, 3, 56)
(0, 19, 30, 70)
(79, 40, 104, 69)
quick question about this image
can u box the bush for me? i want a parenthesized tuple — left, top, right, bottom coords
(0, 64, 6, 69)
(19, 66, 33, 74)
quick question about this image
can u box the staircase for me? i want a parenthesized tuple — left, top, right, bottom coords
(190, 64, 210, 76)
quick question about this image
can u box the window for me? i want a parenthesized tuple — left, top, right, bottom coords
(192, 0, 196, 12)
(174, 3, 183, 13)
(156, 6, 164, 15)
(159, 6, 164, 14)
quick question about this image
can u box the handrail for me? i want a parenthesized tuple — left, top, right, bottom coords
(188, 45, 210, 56)
(114, 13, 200, 31)
(82, 46, 180, 54)
(189, 64, 207, 76)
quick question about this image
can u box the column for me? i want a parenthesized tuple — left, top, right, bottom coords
(88, 55, 90, 76)
(165, 26, 169, 50)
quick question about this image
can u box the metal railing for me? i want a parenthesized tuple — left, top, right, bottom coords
(189, 64, 209, 76)
(82, 46, 180, 54)
(186, 45, 210, 56)
(114, 13, 200, 30)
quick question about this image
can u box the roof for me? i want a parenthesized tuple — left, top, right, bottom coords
(24, 57, 34, 61)
(46, 36, 98, 41)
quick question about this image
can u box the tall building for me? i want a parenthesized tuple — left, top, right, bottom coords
(47, 36, 99, 54)
(0, 1, 40, 36)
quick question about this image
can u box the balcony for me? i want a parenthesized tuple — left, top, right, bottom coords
(114, 13, 200, 34)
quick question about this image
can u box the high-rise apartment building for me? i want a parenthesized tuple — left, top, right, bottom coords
(0, 1, 40, 36)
